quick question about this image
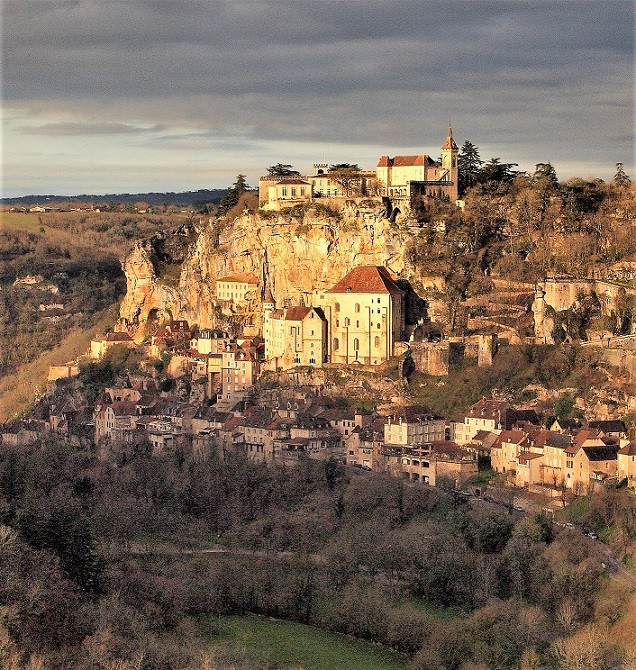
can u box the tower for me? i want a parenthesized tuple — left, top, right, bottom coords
(440, 126, 459, 200)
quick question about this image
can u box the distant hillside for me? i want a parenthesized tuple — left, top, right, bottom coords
(1, 189, 226, 207)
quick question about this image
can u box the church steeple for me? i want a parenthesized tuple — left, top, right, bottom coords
(440, 126, 459, 200)
(441, 126, 458, 151)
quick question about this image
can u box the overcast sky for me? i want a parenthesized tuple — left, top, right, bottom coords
(2, 0, 634, 197)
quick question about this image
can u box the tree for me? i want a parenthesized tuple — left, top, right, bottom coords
(328, 163, 362, 196)
(533, 162, 559, 188)
(457, 141, 483, 195)
(614, 162, 631, 188)
(478, 157, 519, 186)
(218, 174, 251, 215)
(267, 163, 300, 177)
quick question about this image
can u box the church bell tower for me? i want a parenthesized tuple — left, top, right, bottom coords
(441, 126, 459, 200)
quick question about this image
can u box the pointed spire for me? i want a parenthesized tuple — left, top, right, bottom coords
(442, 126, 458, 150)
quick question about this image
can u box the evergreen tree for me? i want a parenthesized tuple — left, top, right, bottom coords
(478, 157, 519, 185)
(457, 141, 483, 195)
(218, 174, 251, 215)
(614, 162, 632, 188)
(533, 162, 559, 188)
(267, 163, 300, 177)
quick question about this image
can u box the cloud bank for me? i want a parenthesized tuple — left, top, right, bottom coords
(2, 0, 633, 196)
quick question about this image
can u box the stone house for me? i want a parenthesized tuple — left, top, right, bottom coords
(563, 440, 619, 493)
(191, 329, 231, 355)
(618, 441, 636, 488)
(216, 274, 259, 305)
(221, 344, 259, 398)
(263, 304, 328, 368)
(90, 331, 135, 359)
(384, 405, 446, 446)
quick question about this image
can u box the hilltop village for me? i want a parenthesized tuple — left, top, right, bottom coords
(4, 128, 636, 512)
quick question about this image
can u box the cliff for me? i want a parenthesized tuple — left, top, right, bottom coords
(119, 204, 414, 337)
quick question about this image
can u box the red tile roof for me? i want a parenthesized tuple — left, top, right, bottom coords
(441, 127, 458, 150)
(327, 266, 404, 296)
(285, 306, 312, 321)
(218, 273, 259, 284)
(619, 441, 636, 456)
(376, 154, 429, 168)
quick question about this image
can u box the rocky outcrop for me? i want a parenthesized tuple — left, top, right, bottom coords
(119, 205, 413, 337)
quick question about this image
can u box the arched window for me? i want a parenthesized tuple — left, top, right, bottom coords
(345, 318, 350, 326)
(333, 338, 339, 351)
(334, 302, 340, 312)
(377, 323, 381, 329)
(375, 336, 380, 348)
(355, 303, 360, 313)
(353, 338, 360, 351)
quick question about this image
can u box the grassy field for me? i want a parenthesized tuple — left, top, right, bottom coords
(212, 614, 407, 670)
(0, 211, 47, 234)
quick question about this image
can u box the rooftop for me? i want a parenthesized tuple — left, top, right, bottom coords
(327, 266, 404, 296)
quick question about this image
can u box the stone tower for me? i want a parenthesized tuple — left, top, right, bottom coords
(440, 126, 459, 200)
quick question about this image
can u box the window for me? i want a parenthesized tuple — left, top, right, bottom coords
(300, 187, 306, 196)
(333, 338, 339, 351)
(345, 318, 350, 326)
(356, 320, 359, 328)
(377, 323, 381, 329)
(355, 303, 360, 313)
(353, 338, 360, 351)
(291, 187, 296, 197)
(374, 336, 380, 348)
(335, 302, 340, 312)
(281, 187, 287, 197)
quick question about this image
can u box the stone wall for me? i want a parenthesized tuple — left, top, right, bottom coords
(410, 341, 450, 376)
(539, 279, 594, 312)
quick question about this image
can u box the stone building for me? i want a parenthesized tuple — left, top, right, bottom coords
(263, 265, 407, 369)
(314, 265, 406, 366)
(263, 304, 328, 368)
(221, 344, 259, 399)
(376, 127, 459, 202)
(216, 274, 258, 305)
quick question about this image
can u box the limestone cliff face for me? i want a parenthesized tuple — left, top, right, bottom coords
(119, 206, 413, 336)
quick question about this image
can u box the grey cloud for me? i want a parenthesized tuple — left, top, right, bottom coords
(23, 121, 167, 136)
(3, 1, 632, 99)
(2, 0, 633, 195)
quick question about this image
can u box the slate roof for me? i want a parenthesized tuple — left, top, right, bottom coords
(387, 405, 444, 422)
(582, 445, 619, 461)
(587, 420, 627, 434)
